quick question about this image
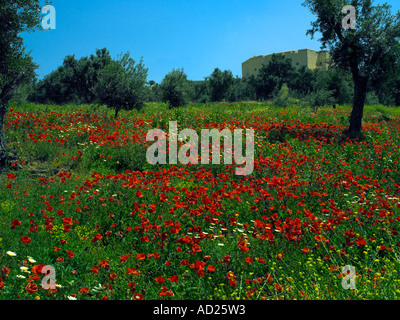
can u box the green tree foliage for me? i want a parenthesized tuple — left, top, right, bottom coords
(62, 48, 112, 104)
(273, 83, 300, 107)
(288, 66, 317, 96)
(160, 68, 189, 109)
(145, 81, 162, 103)
(311, 68, 353, 105)
(207, 68, 234, 102)
(303, 0, 400, 136)
(31, 48, 113, 104)
(9, 78, 37, 105)
(305, 88, 336, 111)
(30, 64, 78, 104)
(188, 80, 209, 103)
(227, 77, 256, 102)
(370, 56, 400, 106)
(94, 52, 148, 118)
(0, 0, 45, 164)
(249, 54, 295, 100)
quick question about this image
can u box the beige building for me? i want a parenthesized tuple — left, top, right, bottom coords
(242, 49, 330, 79)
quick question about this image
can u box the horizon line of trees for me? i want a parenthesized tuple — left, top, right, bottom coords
(13, 48, 400, 112)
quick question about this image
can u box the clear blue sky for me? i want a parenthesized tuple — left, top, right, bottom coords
(22, 0, 400, 83)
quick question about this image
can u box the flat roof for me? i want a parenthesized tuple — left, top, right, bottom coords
(242, 48, 329, 64)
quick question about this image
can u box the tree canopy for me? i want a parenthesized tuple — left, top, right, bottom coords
(207, 68, 234, 102)
(160, 68, 189, 109)
(0, 0, 45, 104)
(32, 48, 113, 104)
(94, 52, 148, 118)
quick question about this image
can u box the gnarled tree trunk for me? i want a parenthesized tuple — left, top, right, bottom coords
(0, 101, 17, 169)
(115, 106, 120, 119)
(0, 102, 9, 167)
(347, 76, 368, 137)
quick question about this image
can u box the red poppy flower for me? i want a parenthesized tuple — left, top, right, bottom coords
(274, 283, 282, 292)
(109, 273, 117, 280)
(226, 271, 238, 287)
(127, 268, 140, 276)
(135, 191, 143, 198)
(28, 274, 41, 282)
(356, 236, 367, 246)
(180, 259, 189, 265)
(192, 244, 202, 253)
(25, 283, 38, 294)
(1, 267, 10, 276)
(120, 254, 131, 263)
(90, 265, 99, 274)
(99, 260, 110, 268)
(155, 276, 166, 284)
(207, 265, 216, 272)
(67, 250, 75, 259)
(31, 264, 46, 274)
(245, 257, 253, 264)
(7, 173, 16, 180)
(136, 253, 145, 260)
(21, 236, 31, 243)
(62, 217, 73, 225)
(265, 273, 273, 283)
(91, 233, 103, 242)
(79, 287, 89, 294)
(11, 220, 21, 229)
(159, 286, 174, 297)
(237, 241, 249, 252)
(257, 257, 266, 264)
(128, 282, 136, 290)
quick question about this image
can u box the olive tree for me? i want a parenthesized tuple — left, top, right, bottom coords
(303, 0, 400, 136)
(0, 0, 46, 165)
(160, 68, 189, 109)
(95, 52, 148, 118)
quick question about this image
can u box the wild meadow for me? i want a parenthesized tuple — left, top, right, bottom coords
(1, 101, 400, 300)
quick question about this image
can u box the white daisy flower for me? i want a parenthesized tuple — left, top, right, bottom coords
(6, 251, 17, 256)
(20, 266, 29, 273)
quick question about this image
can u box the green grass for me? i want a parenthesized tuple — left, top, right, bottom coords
(1, 102, 400, 300)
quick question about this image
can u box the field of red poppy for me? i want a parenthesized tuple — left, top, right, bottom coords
(1, 101, 400, 300)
